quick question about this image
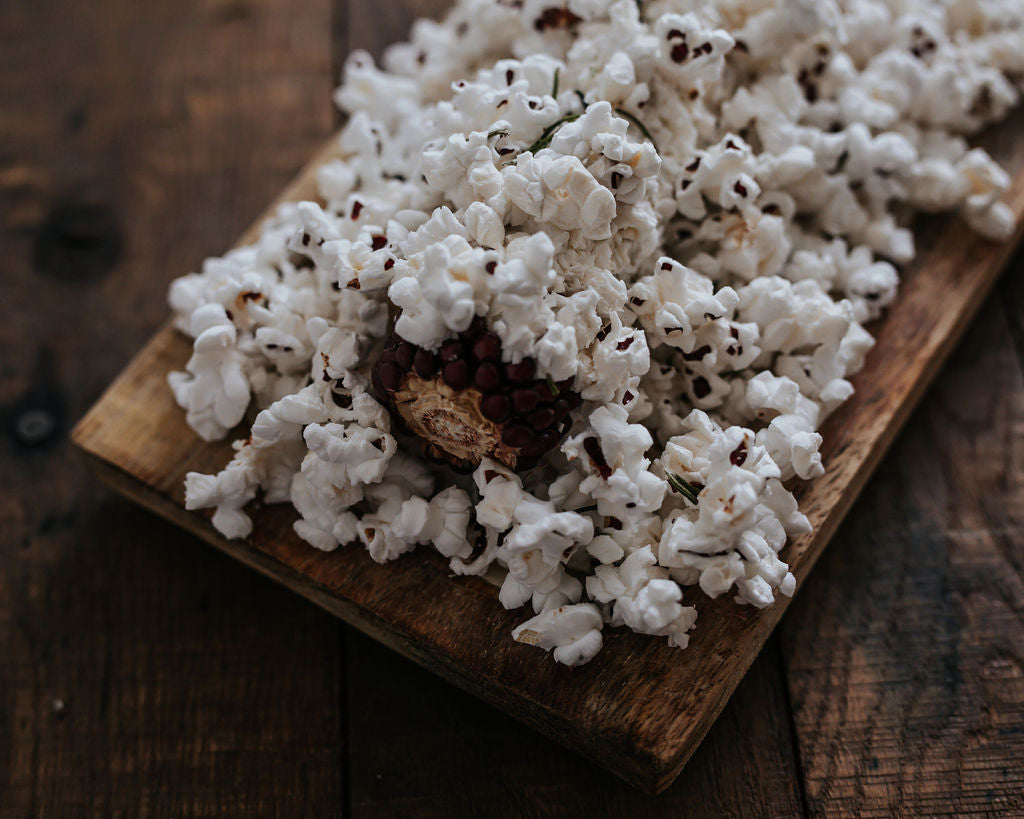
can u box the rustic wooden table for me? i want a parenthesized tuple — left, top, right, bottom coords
(2, 1, 1022, 816)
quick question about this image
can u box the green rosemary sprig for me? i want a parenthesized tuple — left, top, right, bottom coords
(487, 128, 509, 139)
(614, 107, 658, 151)
(666, 472, 702, 505)
(522, 112, 581, 155)
(546, 375, 560, 396)
(552, 68, 560, 99)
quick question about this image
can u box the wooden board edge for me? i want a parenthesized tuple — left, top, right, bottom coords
(652, 227, 1024, 794)
(67, 118, 1024, 795)
(72, 444, 672, 792)
(71, 131, 344, 454)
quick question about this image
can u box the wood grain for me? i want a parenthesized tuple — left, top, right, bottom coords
(0, 1, 346, 816)
(4, 0, 1021, 808)
(345, 630, 805, 817)
(780, 272, 1024, 816)
(70, 72, 1024, 794)
(778, 118, 1024, 816)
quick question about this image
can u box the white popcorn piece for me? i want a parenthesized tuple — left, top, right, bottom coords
(512, 603, 605, 667)
(164, 0, 1023, 665)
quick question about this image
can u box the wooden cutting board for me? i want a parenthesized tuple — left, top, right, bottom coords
(72, 112, 1024, 794)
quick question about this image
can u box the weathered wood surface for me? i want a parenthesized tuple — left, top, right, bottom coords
(2, 0, 1022, 813)
(70, 92, 1024, 795)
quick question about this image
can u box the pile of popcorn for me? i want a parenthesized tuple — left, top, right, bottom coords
(169, 0, 1022, 665)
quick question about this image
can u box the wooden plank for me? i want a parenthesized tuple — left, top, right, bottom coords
(71, 94, 1024, 791)
(345, 630, 804, 817)
(0, 0, 345, 815)
(780, 287, 1024, 816)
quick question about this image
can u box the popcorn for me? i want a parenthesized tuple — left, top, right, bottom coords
(512, 603, 605, 666)
(167, 0, 1021, 665)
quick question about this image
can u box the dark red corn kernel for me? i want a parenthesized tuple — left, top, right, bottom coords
(485, 260, 497, 275)
(558, 418, 572, 435)
(395, 342, 415, 370)
(533, 6, 582, 31)
(538, 428, 558, 449)
(330, 391, 352, 409)
(443, 360, 470, 389)
(552, 398, 570, 422)
(371, 235, 387, 250)
(516, 455, 540, 471)
(682, 345, 712, 361)
(379, 362, 402, 392)
(480, 394, 511, 422)
(622, 390, 634, 405)
(381, 348, 398, 365)
(685, 157, 700, 172)
(440, 340, 464, 363)
(384, 258, 395, 270)
(566, 392, 583, 409)
(512, 388, 539, 414)
(520, 438, 548, 457)
(556, 377, 574, 392)
(472, 332, 502, 361)
(730, 441, 748, 467)
(583, 436, 613, 479)
(506, 359, 535, 382)
(693, 375, 712, 399)
(474, 362, 501, 391)
(671, 42, 689, 63)
(521, 427, 558, 457)
(502, 424, 534, 448)
(463, 316, 486, 339)
(351, 200, 364, 220)
(667, 28, 684, 40)
(529, 408, 556, 430)
(616, 337, 635, 351)
(534, 383, 556, 405)
(661, 261, 673, 271)
(413, 349, 437, 378)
